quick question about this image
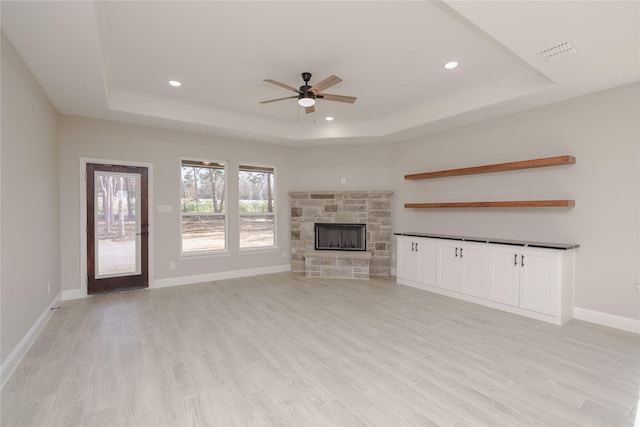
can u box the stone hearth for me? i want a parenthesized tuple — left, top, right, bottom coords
(304, 250, 372, 279)
(289, 191, 393, 276)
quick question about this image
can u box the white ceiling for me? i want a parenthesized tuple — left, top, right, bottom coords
(2, 1, 639, 146)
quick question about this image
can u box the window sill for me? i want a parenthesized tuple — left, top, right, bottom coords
(179, 251, 231, 260)
(238, 247, 280, 255)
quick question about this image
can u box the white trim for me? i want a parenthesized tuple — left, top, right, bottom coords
(573, 307, 640, 334)
(61, 288, 86, 301)
(397, 277, 640, 332)
(1, 292, 62, 389)
(238, 161, 278, 249)
(238, 247, 281, 255)
(179, 251, 231, 261)
(79, 158, 154, 296)
(62, 264, 292, 300)
(152, 264, 291, 289)
(179, 157, 229, 256)
(397, 278, 566, 326)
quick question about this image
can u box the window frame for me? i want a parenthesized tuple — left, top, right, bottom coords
(238, 162, 278, 251)
(179, 158, 229, 256)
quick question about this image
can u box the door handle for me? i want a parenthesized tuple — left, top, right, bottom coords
(455, 247, 458, 257)
(415, 242, 418, 251)
(521, 255, 525, 267)
(514, 254, 518, 265)
(460, 248, 463, 258)
(411, 242, 415, 251)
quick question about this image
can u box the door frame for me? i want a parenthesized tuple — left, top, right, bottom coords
(78, 158, 154, 298)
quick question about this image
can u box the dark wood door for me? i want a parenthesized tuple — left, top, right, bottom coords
(87, 163, 149, 294)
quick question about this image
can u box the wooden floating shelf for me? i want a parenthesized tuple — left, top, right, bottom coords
(405, 200, 575, 209)
(404, 155, 575, 180)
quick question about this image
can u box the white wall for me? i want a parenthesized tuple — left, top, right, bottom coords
(1, 34, 60, 364)
(392, 83, 640, 320)
(291, 143, 394, 191)
(59, 116, 293, 293)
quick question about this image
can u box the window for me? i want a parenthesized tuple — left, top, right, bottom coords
(239, 164, 276, 248)
(181, 160, 226, 253)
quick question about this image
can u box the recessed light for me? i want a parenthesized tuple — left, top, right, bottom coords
(444, 61, 459, 70)
(168, 80, 182, 87)
(325, 116, 334, 121)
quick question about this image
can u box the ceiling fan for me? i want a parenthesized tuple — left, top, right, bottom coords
(260, 72, 356, 114)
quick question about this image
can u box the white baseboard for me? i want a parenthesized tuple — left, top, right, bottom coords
(573, 307, 640, 334)
(152, 264, 291, 289)
(62, 288, 86, 301)
(1, 291, 62, 389)
(61, 265, 292, 300)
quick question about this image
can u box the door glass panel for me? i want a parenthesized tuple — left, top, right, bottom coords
(95, 171, 141, 278)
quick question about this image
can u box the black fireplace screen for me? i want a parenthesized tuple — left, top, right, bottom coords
(315, 223, 366, 251)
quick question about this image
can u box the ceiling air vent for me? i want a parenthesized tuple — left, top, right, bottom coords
(539, 41, 578, 62)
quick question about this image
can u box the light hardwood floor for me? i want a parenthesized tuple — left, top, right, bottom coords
(2, 272, 639, 426)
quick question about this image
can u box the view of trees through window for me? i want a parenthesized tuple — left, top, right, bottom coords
(181, 161, 276, 252)
(181, 160, 226, 252)
(239, 165, 276, 248)
(95, 173, 139, 276)
(97, 175, 138, 239)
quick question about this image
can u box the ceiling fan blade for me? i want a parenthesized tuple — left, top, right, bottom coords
(305, 105, 315, 114)
(259, 95, 297, 104)
(263, 79, 300, 93)
(310, 75, 342, 94)
(317, 93, 357, 104)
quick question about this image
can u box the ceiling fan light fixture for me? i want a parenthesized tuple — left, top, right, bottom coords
(261, 73, 355, 114)
(298, 96, 315, 107)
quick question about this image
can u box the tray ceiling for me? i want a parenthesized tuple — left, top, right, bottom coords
(2, 1, 638, 145)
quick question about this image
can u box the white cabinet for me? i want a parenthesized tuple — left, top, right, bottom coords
(396, 236, 436, 286)
(396, 236, 419, 282)
(396, 234, 575, 325)
(436, 241, 486, 297)
(519, 248, 559, 316)
(416, 239, 437, 286)
(487, 246, 520, 306)
(487, 246, 560, 315)
(459, 244, 487, 298)
(436, 241, 460, 291)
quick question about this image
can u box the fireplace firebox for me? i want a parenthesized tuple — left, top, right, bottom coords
(315, 223, 366, 251)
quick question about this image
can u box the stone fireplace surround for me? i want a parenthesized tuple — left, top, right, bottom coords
(290, 191, 393, 277)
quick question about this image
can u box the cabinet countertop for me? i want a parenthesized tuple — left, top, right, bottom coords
(394, 232, 579, 250)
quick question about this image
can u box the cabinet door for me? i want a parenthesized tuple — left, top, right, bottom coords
(519, 249, 558, 315)
(459, 243, 487, 298)
(396, 236, 418, 281)
(487, 246, 519, 306)
(416, 238, 437, 286)
(437, 241, 460, 291)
